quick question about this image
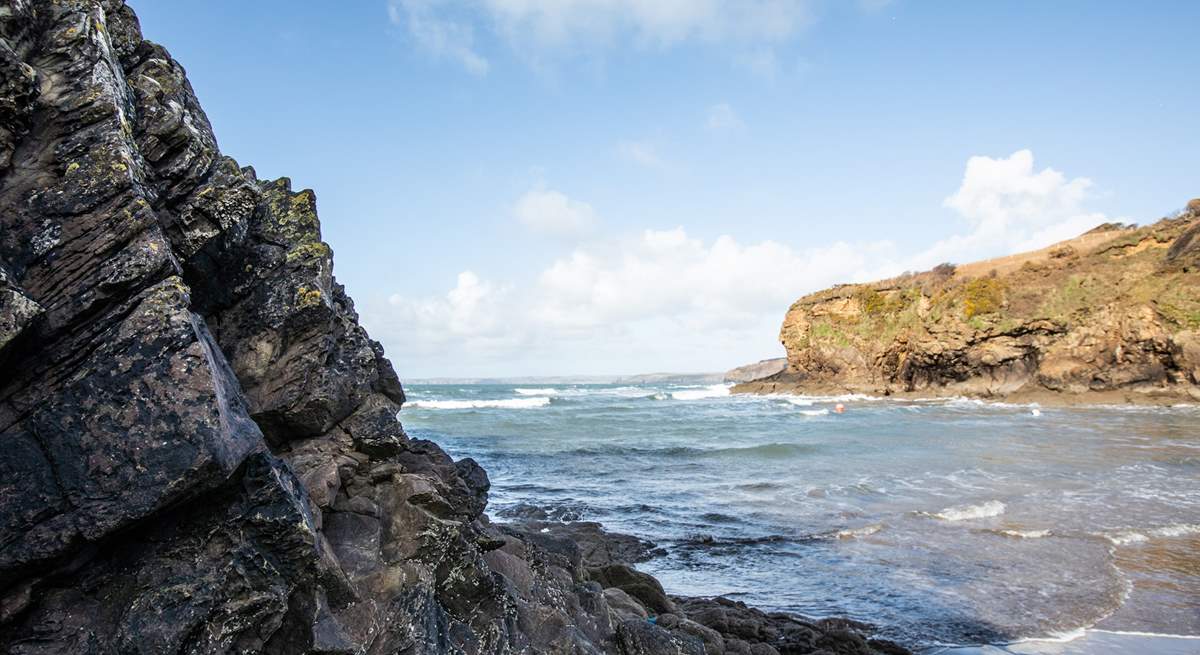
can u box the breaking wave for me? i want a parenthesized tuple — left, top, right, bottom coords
(514, 387, 558, 395)
(407, 397, 552, 410)
(1101, 523, 1200, 546)
(928, 500, 1007, 521)
(671, 384, 732, 400)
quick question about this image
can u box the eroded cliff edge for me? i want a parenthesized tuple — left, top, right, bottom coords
(0, 3, 904, 654)
(737, 209, 1200, 404)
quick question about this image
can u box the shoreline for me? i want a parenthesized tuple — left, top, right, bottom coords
(498, 513, 914, 654)
(500, 513, 1200, 655)
(731, 379, 1200, 408)
(931, 629, 1200, 654)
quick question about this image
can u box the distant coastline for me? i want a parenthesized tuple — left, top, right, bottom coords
(733, 208, 1200, 407)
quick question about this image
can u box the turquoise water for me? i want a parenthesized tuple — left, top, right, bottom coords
(402, 383, 1200, 650)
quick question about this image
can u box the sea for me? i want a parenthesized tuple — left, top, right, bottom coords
(401, 382, 1200, 654)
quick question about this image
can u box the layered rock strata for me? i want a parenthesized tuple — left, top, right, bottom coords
(0, 2, 905, 653)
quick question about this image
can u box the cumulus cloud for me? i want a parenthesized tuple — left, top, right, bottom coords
(389, 0, 490, 75)
(388, 0, 813, 73)
(514, 188, 597, 238)
(911, 149, 1111, 268)
(532, 228, 879, 330)
(368, 150, 1116, 376)
(706, 103, 745, 131)
(385, 271, 523, 353)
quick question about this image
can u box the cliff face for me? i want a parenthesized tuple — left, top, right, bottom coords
(740, 209, 1200, 403)
(0, 3, 903, 654)
(723, 359, 786, 384)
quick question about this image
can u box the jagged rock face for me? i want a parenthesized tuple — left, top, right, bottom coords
(0, 2, 611, 652)
(746, 211, 1200, 402)
(0, 3, 907, 654)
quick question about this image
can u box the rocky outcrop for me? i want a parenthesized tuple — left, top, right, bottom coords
(724, 359, 786, 384)
(738, 212, 1200, 403)
(0, 2, 904, 654)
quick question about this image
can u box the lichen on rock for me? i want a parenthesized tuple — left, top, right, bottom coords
(0, 2, 910, 653)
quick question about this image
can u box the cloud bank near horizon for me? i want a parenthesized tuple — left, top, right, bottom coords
(364, 150, 1121, 378)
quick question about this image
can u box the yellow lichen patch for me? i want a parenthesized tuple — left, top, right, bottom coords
(285, 241, 332, 264)
(295, 285, 323, 308)
(65, 162, 80, 175)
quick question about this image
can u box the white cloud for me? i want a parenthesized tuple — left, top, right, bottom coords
(390, 0, 490, 75)
(706, 103, 745, 131)
(367, 150, 1116, 376)
(532, 228, 880, 330)
(482, 0, 812, 48)
(385, 271, 523, 352)
(371, 224, 890, 375)
(514, 188, 597, 237)
(912, 149, 1111, 267)
(388, 0, 814, 72)
(616, 140, 666, 169)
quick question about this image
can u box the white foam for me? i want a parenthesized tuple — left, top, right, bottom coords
(1104, 523, 1200, 545)
(799, 409, 830, 416)
(932, 500, 1006, 521)
(514, 387, 558, 395)
(835, 524, 883, 539)
(1152, 523, 1200, 538)
(999, 529, 1051, 539)
(407, 397, 551, 410)
(671, 384, 732, 400)
(1089, 629, 1200, 639)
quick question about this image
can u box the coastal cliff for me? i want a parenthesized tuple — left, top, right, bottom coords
(737, 208, 1200, 403)
(0, 2, 903, 654)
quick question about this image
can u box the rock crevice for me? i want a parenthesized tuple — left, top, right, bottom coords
(1, 2, 903, 654)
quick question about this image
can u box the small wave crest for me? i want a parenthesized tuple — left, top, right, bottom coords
(833, 524, 883, 539)
(1102, 523, 1200, 546)
(514, 387, 558, 395)
(994, 528, 1052, 539)
(407, 397, 551, 410)
(926, 500, 1006, 521)
(671, 384, 732, 400)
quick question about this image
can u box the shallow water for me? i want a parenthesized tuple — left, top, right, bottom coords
(402, 383, 1200, 649)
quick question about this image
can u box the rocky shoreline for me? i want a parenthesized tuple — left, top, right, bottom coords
(745, 213, 1200, 406)
(496, 511, 910, 655)
(732, 378, 1199, 407)
(0, 2, 908, 652)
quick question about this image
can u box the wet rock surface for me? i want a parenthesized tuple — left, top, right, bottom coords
(0, 2, 907, 653)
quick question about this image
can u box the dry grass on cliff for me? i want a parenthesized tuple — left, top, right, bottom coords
(789, 214, 1200, 356)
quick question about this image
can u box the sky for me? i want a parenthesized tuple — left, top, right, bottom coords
(130, 1, 1200, 378)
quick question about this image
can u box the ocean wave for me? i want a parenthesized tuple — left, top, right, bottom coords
(798, 409, 829, 416)
(670, 384, 732, 400)
(568, 442, 820, 460)
(927, 500, 1006, 521)
(407, 397, 551, 410)
(833, 524, 883, 539)
(514, 387, 558, 395)
(1102, 523, 1200, 545)
(995, 529, 1051, 539)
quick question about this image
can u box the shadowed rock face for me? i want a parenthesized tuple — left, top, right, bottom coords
(739, 211, 1200, 403)
(0, 3, 906, 654)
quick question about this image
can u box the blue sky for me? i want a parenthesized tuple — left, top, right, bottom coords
(131, 1, 1200, 378)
